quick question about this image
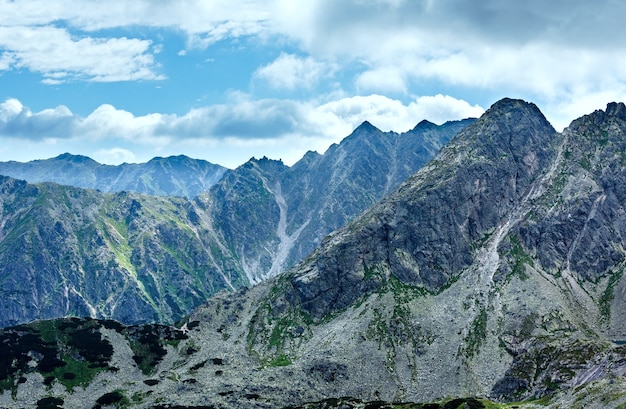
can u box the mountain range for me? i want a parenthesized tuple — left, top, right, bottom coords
(1, 98, 626, 408)
(0, 118, 470, 328)
(0, 154, 228, 198)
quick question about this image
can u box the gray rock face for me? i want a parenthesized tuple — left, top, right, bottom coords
(513, 103, 626, 282)
(239, 99, 626, 405)
(277, 99, 557, 320)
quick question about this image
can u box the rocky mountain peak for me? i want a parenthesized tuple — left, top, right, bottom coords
(568, 101, 626, 132)
(606, 101, 626, 119)
(473, 98, 553, 135)
(411, 119, 437, 131)
(258, 98, 559, 324)
(354, 120, 380, 132)
(53, 152, 98, 165)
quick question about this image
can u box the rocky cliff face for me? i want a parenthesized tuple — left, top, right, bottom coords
(240, 99, 626, 404)
(0, 154, 227, 198)
(260, 99, 556, 320)
(2, 99, 626, 408)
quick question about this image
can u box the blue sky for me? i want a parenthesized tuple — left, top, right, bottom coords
(1, 0, 626, 168)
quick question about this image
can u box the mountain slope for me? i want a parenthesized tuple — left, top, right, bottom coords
(241, 98, 626, 402)
(3, 99, 626, 408)
(197, 98, 626, 404)
(0, 154, 227, 197)
(0, 178, 245, 327)
(206, 118, 473, 283)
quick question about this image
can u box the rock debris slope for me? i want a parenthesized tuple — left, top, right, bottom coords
(3, 98, 626, 408)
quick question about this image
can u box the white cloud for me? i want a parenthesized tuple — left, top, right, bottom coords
(1, 0, 625, 105)
(0, 52, 15, 71)
(264, 0, 626, 109)
(0, 0, 272, 46)
(355, 67, 408, 94)
(408, 95, 485, 124)
(0, 26, 163, 83)
(0, 99, 76, 139)
(254, 53, 332, 90)
(0, 99, 24, 121)
(92, 147, 136, 164)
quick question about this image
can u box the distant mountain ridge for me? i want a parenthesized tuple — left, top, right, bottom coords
(0, 154, 227, 197)
(0, 118, 473, 328)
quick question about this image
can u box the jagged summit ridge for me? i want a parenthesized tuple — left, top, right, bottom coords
(206, 116, 471, 283)
(605, 101, 626, 117)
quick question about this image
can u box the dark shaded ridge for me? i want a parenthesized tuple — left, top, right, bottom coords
(283, 396, 488, 408)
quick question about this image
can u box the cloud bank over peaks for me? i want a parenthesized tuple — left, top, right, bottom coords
(0, 94, 484, 167)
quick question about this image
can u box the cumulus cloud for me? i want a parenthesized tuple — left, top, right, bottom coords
(0, 0, 271, 46)
(317, 94, 484, 133)
(267, 0, 626, 103)
(254, 53, 332, 90)
(0, 25, 163, 83)
(92, 147, 136, 164)
(0, 98, 76, 139)
(2, 0, 625, 99)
